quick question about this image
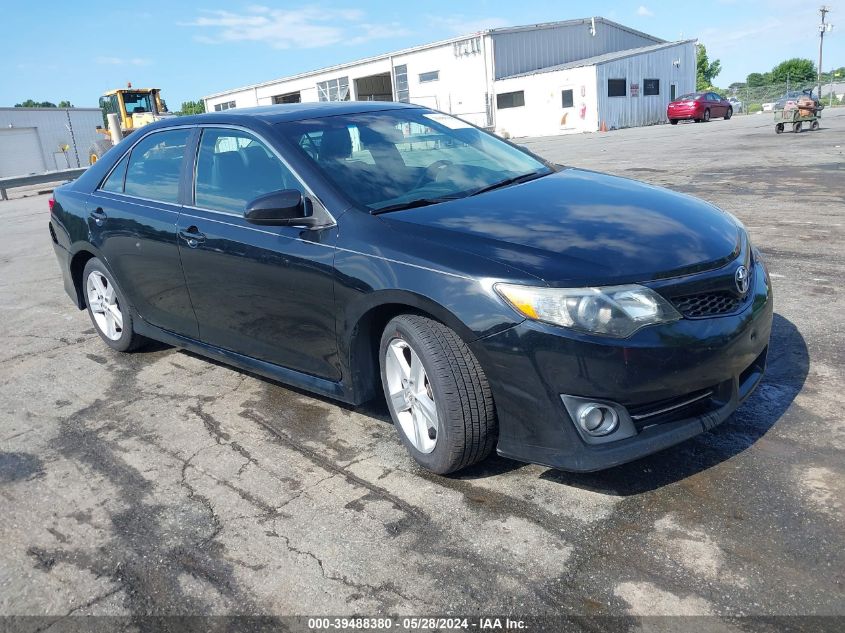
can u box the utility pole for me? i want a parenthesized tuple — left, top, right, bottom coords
(818, 6, 833, 99)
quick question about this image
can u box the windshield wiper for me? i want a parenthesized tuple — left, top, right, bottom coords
(372, 197, 458, 214)
(469, 170, 551, 197)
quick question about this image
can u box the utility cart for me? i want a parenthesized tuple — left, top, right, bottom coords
(774, 105, 822, 134)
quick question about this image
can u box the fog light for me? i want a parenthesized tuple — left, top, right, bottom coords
(577, 404, 619, 436)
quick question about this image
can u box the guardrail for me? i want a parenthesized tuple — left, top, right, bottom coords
(0, 167, 87, 201)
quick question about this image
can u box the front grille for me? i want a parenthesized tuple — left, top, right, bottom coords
(672, 292, 741, 318)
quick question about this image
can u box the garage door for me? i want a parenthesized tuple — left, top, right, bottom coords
(0, 128, 46, 178)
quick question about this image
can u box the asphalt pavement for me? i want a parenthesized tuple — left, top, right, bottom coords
(1, 109, 843, 628)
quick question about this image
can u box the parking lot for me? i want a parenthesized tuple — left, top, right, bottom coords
(1, 110, 843, 624)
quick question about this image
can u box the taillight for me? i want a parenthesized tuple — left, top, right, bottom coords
(48, 198, 55, 214)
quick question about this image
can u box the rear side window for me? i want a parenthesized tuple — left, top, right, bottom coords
(124, 129, 190, 204)
(100, 152, 130, 193)
(194, 128, 300, 214)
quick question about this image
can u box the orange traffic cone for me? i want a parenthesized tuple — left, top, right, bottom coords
(600, 120, 608, 133)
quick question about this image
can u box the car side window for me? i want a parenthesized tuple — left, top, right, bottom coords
(123, 129, 190, 204)
(100, 152, 130, 193)
(195, 128, 301, 214)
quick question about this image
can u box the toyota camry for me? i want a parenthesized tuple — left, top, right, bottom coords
(49, 102, 772, 474)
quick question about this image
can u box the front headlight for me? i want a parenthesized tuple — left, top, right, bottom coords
(495, 283, 682, 338)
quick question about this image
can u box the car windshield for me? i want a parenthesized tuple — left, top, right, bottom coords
(276, 109, 551, 212)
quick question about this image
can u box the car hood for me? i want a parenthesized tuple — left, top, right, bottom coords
(380, 168, 741, 286)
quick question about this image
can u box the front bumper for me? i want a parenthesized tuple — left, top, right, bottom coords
(476, 260, 773, 472)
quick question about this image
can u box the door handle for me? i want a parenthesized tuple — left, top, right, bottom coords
(89, 208, 107, 226)
(179, 226, 206, 248)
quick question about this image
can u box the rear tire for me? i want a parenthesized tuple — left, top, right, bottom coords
(793, 122, 802, 133)
(811, 120, 820, 131)
(88, 138, 113, 165)
(670, 119, 678, 125)
(379, 315, 497, 474)
(82, 258, 146, 352)
(776, 124, 785, 134)
(703, 109, 711, 122)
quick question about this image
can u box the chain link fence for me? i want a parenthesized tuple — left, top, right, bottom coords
(726, 81, 845, 114)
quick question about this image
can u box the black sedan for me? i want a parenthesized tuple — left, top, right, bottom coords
(49, 102, 773, 474)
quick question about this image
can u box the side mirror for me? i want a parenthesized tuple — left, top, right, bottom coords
(244, 190, 317, 227)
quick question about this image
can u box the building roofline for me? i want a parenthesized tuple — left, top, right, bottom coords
(488, 16, 664, 45)
(500, 39, 696, 79)
(203, 16, 666, 101)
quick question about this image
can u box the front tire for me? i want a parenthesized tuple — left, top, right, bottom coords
(379, 315, 497, 474)
(88, 138, 113, 165)
(83, 258, 146, 352)
(725, 107, 733, 120)
(670, 119, 678, 125)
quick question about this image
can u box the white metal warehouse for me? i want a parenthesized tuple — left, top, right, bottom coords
(0, 108, 103, 177)
(203, 17, 696, 137)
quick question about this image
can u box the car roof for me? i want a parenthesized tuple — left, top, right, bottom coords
(174, 101, 425, 126)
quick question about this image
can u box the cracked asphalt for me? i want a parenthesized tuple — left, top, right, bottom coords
(1, 110, 843, 626)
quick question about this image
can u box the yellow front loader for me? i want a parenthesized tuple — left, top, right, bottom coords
(89, 84, 175, 164)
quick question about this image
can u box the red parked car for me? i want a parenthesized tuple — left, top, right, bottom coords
(668, 92, 733, 124)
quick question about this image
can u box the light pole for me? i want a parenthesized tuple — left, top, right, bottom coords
(818, 6, 833, 99)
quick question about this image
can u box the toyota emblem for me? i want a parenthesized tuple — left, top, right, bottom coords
(735, 265, 750, 295)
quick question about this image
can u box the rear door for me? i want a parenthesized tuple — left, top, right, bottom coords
(176, 126, 340, 380)
(88, 127, 199, 337)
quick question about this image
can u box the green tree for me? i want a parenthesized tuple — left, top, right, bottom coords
(179, 100, 205, 115)
(58, 100, 73, 108)
(746, 72, 773, 88)
(696, 44, 722, 91)
(14, 99, 57, 108)
(770, 58, 816, 85)
(746, 73, 766, 88)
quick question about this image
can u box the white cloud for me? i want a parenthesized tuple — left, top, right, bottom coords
(427, 15, 510, 34)
(637, 5, 654, 17)
(95, 57, 151, 66)
(184, 5, 409, 49)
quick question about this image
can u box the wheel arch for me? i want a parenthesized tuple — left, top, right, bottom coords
(342, 291, 479, 405)
(68, 246, 104, 309)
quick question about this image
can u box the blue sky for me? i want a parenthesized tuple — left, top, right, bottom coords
(2, 1, 842, 108)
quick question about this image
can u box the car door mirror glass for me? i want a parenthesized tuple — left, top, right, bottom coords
(244, 189, 316, 226)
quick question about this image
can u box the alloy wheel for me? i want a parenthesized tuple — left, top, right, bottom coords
(86, 271, 123, 341)
(384, 338, 439, 454)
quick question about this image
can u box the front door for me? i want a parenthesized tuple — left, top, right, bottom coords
(176, 127, 340, 380)
(709, 93, 725, 117)
(88, 128, 198, 337)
